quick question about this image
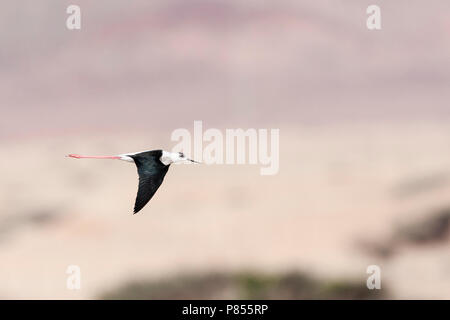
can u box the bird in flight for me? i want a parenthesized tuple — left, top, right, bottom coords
(67, 150, 199, 214)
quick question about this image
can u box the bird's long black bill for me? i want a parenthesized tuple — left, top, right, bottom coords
(188, 159, 201, 164)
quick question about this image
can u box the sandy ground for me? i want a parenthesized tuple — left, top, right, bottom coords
(1, 124, 450, 299)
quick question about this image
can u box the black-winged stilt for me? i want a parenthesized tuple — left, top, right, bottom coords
(67, 150, 199, 214)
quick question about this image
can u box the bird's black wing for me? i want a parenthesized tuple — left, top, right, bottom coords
(131, 151, 170, 214)
(134, 171, 168, 213)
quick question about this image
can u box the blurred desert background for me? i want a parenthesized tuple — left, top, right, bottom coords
(1, 0, 450, 299)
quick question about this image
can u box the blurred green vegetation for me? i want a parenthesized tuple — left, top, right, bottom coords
(99, 271, 385, 300)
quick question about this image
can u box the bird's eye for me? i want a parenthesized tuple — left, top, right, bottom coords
(179, 152, 184, 157)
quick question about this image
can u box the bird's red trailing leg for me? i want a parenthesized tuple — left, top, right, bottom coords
(67, 154, 120, 159)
